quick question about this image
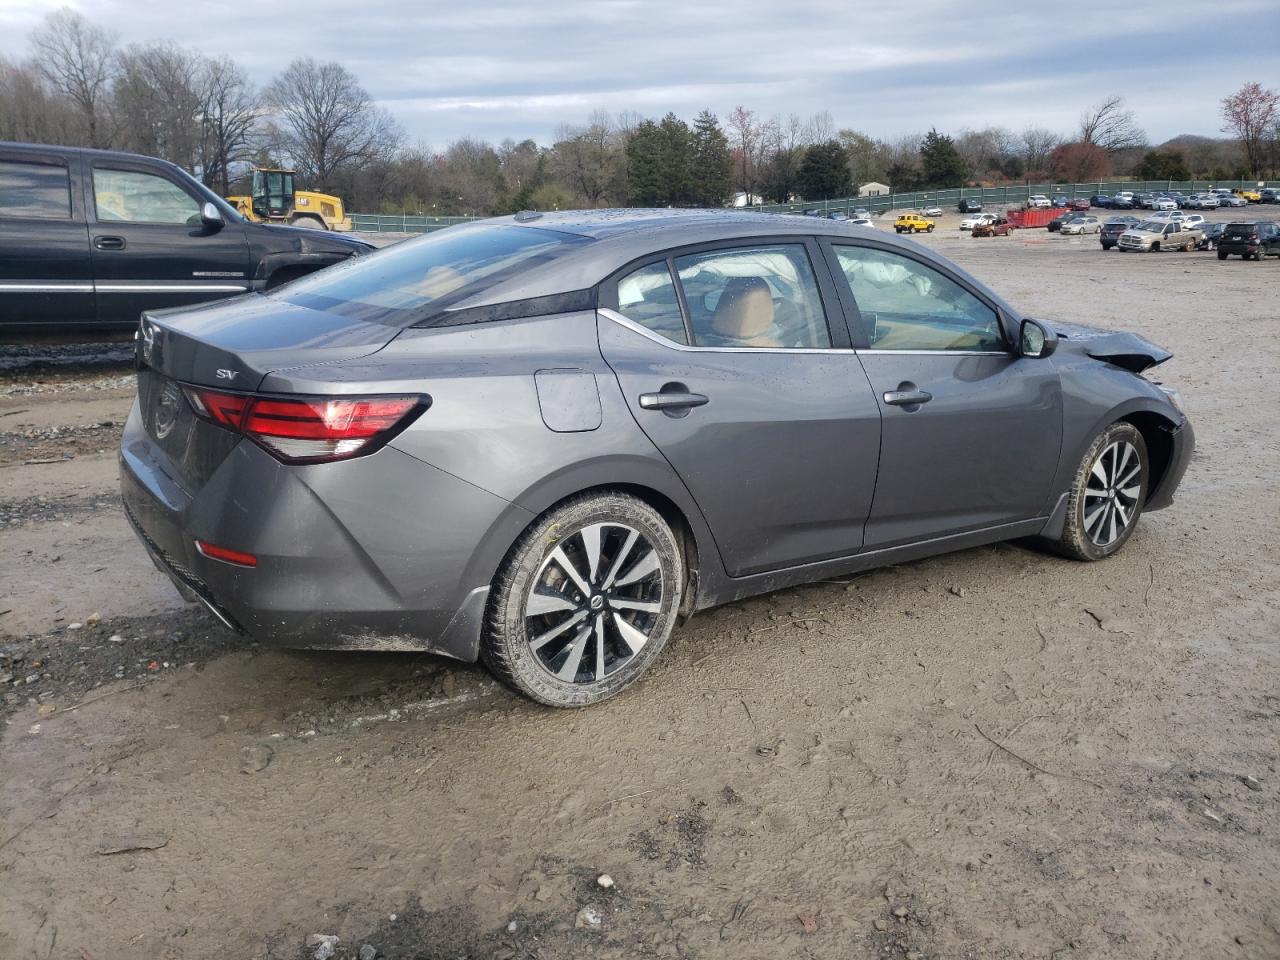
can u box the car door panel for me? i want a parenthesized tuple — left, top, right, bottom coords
(599, 313, 881, 576)
(857, 351, 1061, 548)
(86, 162, 251, 327)
(0, 148, 94, 330)
(825, 240, 1063, 548)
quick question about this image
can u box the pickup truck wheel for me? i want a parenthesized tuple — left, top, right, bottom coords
(926, 225, 934, 233)
(1150, 242, 1160, 252)
(1217, 249, 1228, 260)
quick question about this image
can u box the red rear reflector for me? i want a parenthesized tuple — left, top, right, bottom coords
(183, 388, 423, 463)
(195, 540, 258, 567)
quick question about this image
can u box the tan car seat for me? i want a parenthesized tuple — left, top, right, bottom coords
(710, 277, 782, 347)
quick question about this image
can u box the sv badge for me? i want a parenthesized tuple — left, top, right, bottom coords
(215, 369, 238, 381)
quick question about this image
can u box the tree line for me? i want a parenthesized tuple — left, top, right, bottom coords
(1, 7, 1275, 218)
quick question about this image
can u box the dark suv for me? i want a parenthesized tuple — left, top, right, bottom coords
(957, 197, 982, 213)
(1216, 221, 1280, 261)
(0, 142, 373, 333)
(1099, 218, 1136, 250)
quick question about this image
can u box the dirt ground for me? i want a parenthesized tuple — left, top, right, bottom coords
(1, 211, 1277, 960)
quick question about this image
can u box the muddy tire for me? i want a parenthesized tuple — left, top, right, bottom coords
(482, 492, 683, 707)
(1048, 423, 1149, 561)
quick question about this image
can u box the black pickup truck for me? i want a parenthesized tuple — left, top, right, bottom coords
(0, 142, 374, 334)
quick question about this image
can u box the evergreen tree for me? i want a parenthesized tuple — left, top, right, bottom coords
(625, 119, 665, 205)
(798, 140, 852, 200)
(657, 112, 691, 205)
(1135, 149, 1191, 181)
(918, 128, 968, 187)
(688, 109, 732, 206)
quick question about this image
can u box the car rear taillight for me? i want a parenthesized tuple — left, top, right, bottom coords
(183, 387, 425, 463)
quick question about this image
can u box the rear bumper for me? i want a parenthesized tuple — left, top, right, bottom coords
(1145, 417, 1195, 512)
(119, 402, 527, 660)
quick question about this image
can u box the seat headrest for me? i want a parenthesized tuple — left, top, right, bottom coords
(711, 277, 774, 341)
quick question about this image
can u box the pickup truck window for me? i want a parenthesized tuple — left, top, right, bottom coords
(93, 167, 200, 225)
(0, 159, 72, 219)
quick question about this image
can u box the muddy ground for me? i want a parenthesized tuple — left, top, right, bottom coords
(1, 215, 1277, 960)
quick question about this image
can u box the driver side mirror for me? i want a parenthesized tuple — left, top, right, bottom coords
(1020, 318, 1058, 359)
(200, 201, 224, 229)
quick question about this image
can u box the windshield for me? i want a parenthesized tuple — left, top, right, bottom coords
(276, 223, 589, 326)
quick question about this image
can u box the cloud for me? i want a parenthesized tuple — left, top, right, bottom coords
(1, 0, 1275, 146)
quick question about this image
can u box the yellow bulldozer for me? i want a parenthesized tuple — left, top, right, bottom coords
(226, 168, 352, 231)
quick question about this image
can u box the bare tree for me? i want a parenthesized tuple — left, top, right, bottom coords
(727, 106, 761, 199)
(197, 56, 260, 194)
(803, 110, 835, 146)
(113, 42, 205, 170)
(29, 7, 118, 147)
(267, 58, 401, 190)
(0, 57, 82, 144)
(1020, 127, 1061, 176)
(1079, 95, 1145, 152)
(1220, 81, 1279, 178)
(551, 113, 625, 206)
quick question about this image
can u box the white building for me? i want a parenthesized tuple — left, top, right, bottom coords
(858, 182, 890, 197)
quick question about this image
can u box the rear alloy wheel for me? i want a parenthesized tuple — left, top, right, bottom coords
(1050, 423, 1148, 561)
(482, 492, 683, 707)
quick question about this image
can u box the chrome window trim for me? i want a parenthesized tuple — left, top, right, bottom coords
(599, 309, 1011, 358)
(857, 349, 1011, 357)
(598, 308, 856, 355)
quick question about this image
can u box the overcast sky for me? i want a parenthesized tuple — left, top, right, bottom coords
(1, 0, 1276, 148)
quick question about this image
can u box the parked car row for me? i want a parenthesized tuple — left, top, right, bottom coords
(1098, 212, 1280, 260)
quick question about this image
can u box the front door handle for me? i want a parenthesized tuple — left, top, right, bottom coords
(639, 391, 709, 411)
(94, 236, 125, 250)
(883, 384, 933, 408)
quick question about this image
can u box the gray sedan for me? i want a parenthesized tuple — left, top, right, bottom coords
(120, 210, 1194, 707)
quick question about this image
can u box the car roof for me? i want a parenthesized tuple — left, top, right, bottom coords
(443, 208, 1021, 321)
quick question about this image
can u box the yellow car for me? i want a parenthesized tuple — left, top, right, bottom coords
(1234, 188, 1261, 203)
(894, 213, 936, 234)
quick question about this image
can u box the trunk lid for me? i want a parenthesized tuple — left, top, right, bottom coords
(134, 294, 401, 491)
(137, 293, 400, 391)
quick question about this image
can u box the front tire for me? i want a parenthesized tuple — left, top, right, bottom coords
(482, 492, 684, 707)
(1050, 423, 1148, 561)
(1218, 249, 1228, 260)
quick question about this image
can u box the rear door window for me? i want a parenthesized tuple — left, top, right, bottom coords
(672, 244, 831, 349)
(0, 159, 72, 218)
(615, 261, 688, 344)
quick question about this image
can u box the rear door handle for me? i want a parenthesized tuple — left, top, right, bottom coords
(639, 391, 709, 411)
(94, 236, 125, 250)
(883, 388, 933, 407)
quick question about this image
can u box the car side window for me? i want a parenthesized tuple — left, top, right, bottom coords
(673, 244, 831, 349)
(615, 261, 688, 345)
(93, 167, 199, 225)
(833, 245, 1005, 352)
(0, 159, 72, 219)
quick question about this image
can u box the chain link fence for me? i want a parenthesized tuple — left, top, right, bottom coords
(350, 180, 1279, 230)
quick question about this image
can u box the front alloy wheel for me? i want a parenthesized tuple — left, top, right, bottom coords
(483, 492, 683, 707)
(1050, 422, 1149, 561)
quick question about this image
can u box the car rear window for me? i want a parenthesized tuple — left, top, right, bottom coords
(0, 159, 72, 218)
(1225, 223, 1258, 233)
(275, 224, 590, 326)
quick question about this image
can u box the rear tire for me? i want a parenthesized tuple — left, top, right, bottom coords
(1218, 249, 1228, 260)
(482, 492, 684, 707)
(1049, 423, 1148, 562)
